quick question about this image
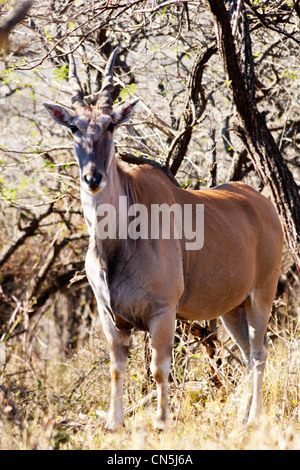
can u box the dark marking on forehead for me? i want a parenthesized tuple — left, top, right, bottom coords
(74, 110, 112, 137)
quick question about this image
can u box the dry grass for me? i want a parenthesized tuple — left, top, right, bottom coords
(0, 309, 299, 450)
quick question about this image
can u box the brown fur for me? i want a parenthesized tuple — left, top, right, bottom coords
(44, 60, 283, 430)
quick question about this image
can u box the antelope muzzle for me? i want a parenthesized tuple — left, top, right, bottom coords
(83, 170, 103, 192)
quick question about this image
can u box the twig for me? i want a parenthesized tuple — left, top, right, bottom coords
(244, 0, 300, 46)
(136, 0, 188, 14)
(208, 128, 217, 188)
(124, 391, 156, 416)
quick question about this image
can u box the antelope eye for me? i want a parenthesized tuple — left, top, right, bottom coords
(69, 124, 78, 134)
(107, 122, 115, 133)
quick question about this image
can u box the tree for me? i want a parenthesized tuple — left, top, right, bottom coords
(206, 0, 300, 270)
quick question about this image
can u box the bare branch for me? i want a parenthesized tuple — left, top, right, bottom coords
(0, 204, 53, 270)
(165, 44, 217, 176)
(0, 0, 32, 50)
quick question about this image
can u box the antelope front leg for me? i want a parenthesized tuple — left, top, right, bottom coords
(96, 305, 130, 430)
(104, 326, 131, 431)
(149, 310, 175, 430)
(150, 348, 172, 429)
(85, 252, 131, 430)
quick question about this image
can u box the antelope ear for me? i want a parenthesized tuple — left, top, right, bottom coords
(43, 103, 73, 127)
(112, 98, 140, 127)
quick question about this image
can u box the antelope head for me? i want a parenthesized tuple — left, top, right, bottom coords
(44, 48, 140, 194)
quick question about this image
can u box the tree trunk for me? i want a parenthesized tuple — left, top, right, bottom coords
(206, 0, 300, 270)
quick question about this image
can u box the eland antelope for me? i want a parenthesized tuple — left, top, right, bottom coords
(44, 48, 283, 430)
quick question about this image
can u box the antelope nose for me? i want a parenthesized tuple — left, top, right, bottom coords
(84, 171, 103, 191)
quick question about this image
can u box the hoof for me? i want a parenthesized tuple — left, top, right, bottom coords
(105, 418, 124, 432)
(154, 417, 168, 431)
